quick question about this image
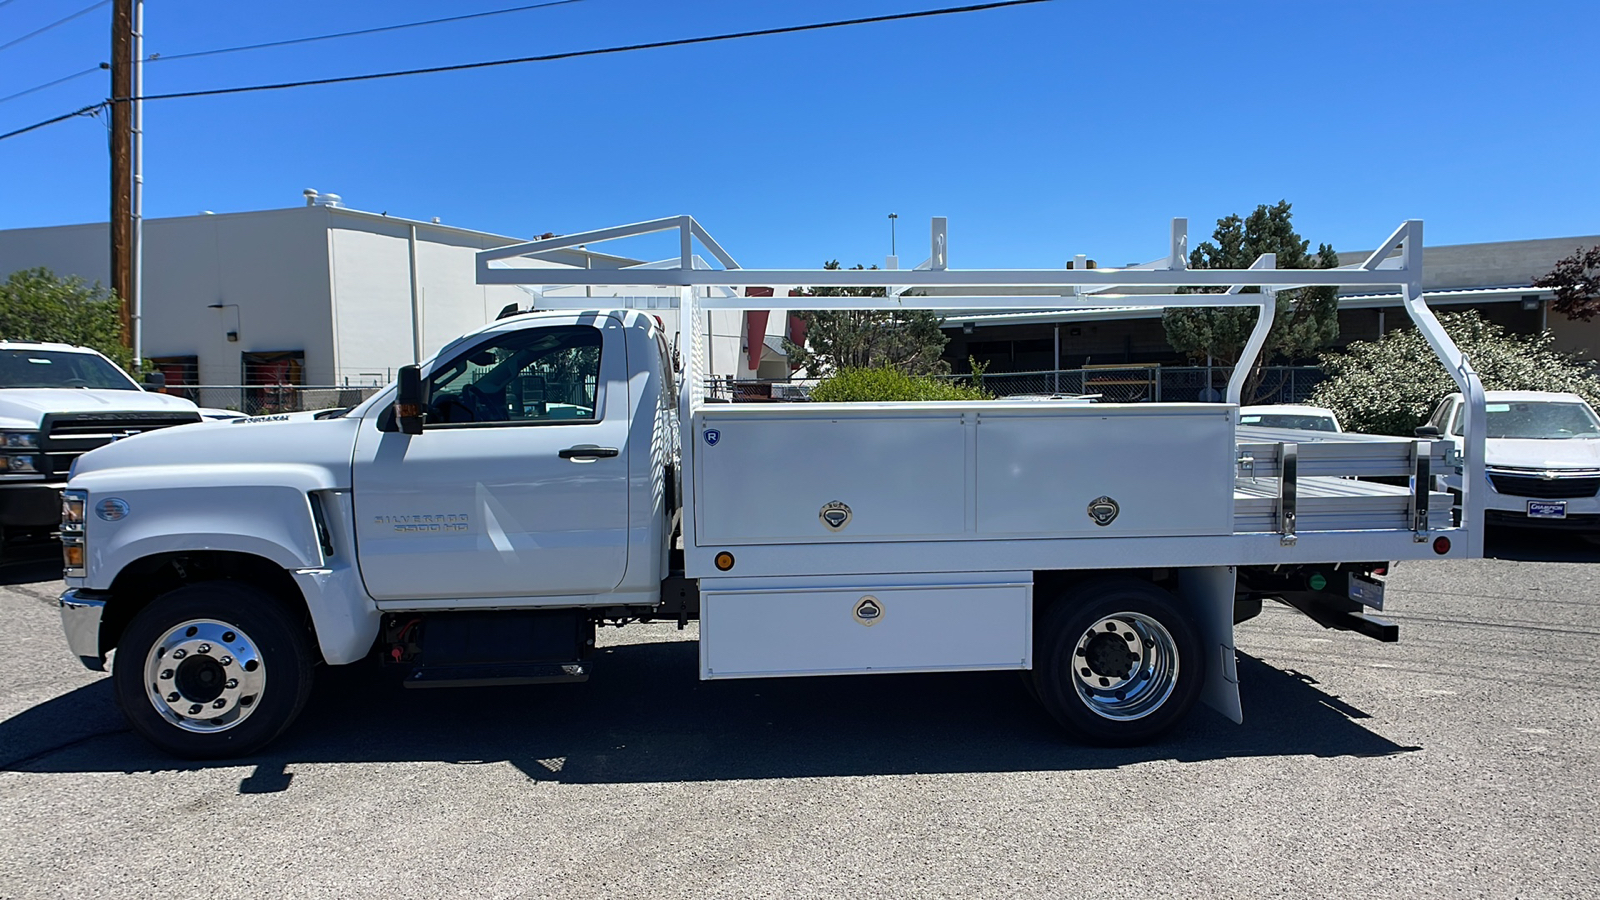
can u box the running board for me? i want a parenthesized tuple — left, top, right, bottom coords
(402, 661, 589, 689)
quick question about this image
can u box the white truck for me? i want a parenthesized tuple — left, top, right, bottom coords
(57, 216, 1489, 758)
(0, 341, 199, 551)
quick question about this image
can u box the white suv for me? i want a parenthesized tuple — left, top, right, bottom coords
(1429, 390, 1600, 533)
(0, 341, 201, 543)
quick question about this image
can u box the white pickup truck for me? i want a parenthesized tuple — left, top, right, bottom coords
(0, 341, 199, 550)
(57, 216, 1489, 758)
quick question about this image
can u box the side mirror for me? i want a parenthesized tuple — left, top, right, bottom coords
(1414, 425, 1441, 438)
(396, 365, 424, 435)
(142, 371, 166, 391)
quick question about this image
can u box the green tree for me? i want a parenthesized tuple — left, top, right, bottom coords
(808, 367, 990, 402)
(0, 267, 133, 370)
(1309, 310, 1600, 435)
(784, 261, 950, 377)
(1534, 244, 1600, 322)
(1162, 202, 1340, 400)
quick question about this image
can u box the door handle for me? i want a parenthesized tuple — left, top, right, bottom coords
(559, 446, 620, 460)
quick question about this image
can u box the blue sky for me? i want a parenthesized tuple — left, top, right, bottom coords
(1, 0, 1596, 270)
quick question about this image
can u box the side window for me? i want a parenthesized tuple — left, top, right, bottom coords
(425, 326, 602, 427)
(1426, 399, 1452, 431)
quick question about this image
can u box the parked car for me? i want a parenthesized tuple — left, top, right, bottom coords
(1238, 404, 1343, 433)
(1429, 390, 1600, 532)
(0, 341, 201, 550)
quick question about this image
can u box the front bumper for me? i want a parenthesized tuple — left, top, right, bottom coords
(0, 481, 66, 529)
(58, 588, 108, 671)
(1485, 510, 1600, 532)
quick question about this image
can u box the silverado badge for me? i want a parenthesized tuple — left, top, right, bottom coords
(1087, 496, 1120, 527)
(819, 501, 852, 532)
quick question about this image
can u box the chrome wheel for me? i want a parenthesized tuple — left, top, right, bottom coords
(1069, 612, 1179, 721)
(143, 618, 266, 733)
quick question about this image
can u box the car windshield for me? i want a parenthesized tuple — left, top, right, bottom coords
(1240, 413, 1338, 432)
(0, 349, 139, 390)
(1454, 401, 1600, 439)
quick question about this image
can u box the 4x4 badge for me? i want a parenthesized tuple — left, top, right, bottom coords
(1087, 496, 1119, 526)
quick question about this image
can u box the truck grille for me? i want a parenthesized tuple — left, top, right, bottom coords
(1488, 473, 1600, 499)
(39, 411, 201, 478)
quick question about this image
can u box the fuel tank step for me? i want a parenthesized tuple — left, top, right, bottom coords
(401, 661, 589, 689)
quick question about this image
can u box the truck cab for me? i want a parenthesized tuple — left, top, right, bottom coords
(59, 311, 676, 757)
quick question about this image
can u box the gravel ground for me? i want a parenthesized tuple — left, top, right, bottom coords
(1, 532, 1597, 900)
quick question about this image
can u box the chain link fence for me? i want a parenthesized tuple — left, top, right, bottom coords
(703, 366, 1324, 405)
(185, 385, 382, 416)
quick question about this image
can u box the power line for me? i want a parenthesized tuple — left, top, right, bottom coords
(0, 0, 109, 54)
(0, 64, 98, 105)
(131, 0, 1048, 103)
(0, 1, 1048, 143)
(0, 100, 103, 141)
(154, 0, 584, 63)
(1, 0, 584, 108)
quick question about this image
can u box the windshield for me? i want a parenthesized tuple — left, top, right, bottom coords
(0, 349, 140, 390)
(1453, 401, 1600, 439)
(1240, 413, 1338, 432)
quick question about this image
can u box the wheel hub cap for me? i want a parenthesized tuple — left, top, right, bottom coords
(1070, 613, 1179, 721)
(144, 619, 265, 733)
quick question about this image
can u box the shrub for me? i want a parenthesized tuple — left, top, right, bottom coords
(1310, 310, 1600, 435)
(809, 367, 991, 402)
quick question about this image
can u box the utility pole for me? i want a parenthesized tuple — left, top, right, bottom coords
(110, 0, 132, 351)
(131, 0, 144, 371)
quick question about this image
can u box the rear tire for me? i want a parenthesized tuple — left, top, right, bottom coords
(112, 581, 314, 759)
(1032, 577, 1203, 746)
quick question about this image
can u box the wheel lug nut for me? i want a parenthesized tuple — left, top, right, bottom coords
(1080, 667, 1091, 677)
(160, 669, 173, 679)
(198, 644, 211, 654)
(167, 692, 180, 702)
(1098, 677, 1110, 687)
(225, 679, 238, 689)
(219, 656, 232, 666)
(188, 704, 202, 714)
(172, 649, 186, 659)
(212, 699, 227, 709)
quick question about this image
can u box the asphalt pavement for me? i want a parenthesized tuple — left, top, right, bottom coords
(1, 532, 1597, 900)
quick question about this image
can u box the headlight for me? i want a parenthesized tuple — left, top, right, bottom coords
(0, 431, 39, 449)
(0, 454, 38, 473)
(62, 490, 86, 530)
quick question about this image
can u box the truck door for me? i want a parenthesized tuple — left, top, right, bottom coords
(351, 317, 630, 603)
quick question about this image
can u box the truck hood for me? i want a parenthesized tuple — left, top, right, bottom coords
(0, 388, 197, 427)
(71, 410, 360, 489)
(1486, 437, 1600, 470)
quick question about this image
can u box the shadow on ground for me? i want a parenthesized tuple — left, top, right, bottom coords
(1483, 526, 1600, 563)
(1, 640, 1418, 789)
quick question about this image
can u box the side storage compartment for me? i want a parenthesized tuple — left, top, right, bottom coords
(699, 581, 1031, 679)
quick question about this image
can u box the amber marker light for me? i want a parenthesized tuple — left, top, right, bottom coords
(714, 551, 735, 571)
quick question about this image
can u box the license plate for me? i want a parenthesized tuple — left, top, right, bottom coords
(1528, 500, 1568, 519)
(1349, 574, 1385, 611)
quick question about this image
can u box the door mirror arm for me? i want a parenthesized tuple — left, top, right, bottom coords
(396, 365, 425, 435)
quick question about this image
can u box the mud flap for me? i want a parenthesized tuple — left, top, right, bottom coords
(1179, 565, 1242, 724)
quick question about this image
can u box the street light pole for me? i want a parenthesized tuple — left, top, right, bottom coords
(888, 213, 898, 257)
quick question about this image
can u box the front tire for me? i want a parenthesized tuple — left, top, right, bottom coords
(112, 581, 314, 759)
(1032, 577, 1203, 746)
